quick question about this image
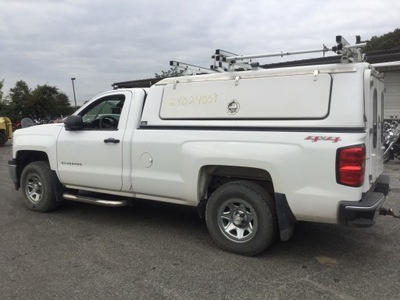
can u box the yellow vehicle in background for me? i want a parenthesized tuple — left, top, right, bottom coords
(0, 117, 12, 147)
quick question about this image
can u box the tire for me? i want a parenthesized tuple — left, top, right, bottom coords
(20, 161, 60, 212)
(0, 131, 6, 147)
(205, 180, 277, 256)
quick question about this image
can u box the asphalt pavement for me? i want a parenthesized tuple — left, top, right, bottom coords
(1, 140, 400, 300)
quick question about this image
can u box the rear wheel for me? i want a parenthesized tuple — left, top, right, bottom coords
(20, 161, 60, 212)
(205, 180, 277, 256)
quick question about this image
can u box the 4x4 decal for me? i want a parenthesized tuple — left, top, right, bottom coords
(305, 136, 341, 143)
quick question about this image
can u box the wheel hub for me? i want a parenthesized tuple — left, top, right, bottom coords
(33, 183, 40, 192)
(26, 175, 43, 203)
(217, 198, 259, 243)
(232, 210, 248, 227)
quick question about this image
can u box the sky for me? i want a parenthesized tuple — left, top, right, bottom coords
(1, 0, 399, 106)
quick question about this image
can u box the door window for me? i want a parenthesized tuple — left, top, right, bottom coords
(80, 95, 125, 130)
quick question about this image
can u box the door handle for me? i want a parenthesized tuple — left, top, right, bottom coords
(104, 138, 120, 144)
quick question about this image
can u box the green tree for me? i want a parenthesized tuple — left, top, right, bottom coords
(0, 79, 3, 102)
(54, 93, 75, 116)
(365, 28, 400, 52)
(6, 81, 74, 121)
(8, 80, 32, 120)
(31, 84, 72, 119)
(0, 79, 6, 117)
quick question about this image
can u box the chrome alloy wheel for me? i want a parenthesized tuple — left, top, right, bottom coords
(217, 199, 258, 243)
(25, 173, 43, 203)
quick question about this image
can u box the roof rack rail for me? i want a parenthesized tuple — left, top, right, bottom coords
(171, 35, 366, 74)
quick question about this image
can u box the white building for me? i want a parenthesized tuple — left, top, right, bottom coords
(373, 60, 400, 119)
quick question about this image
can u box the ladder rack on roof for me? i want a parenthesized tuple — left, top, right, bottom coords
(169, 61, 218, 75)
(170, 35, 367, 75)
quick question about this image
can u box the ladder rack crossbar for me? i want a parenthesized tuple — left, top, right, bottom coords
(214, 49, 240, 57)
(222, 47, 331, 62)
(343, 42, 367, 50)
(170, 61, 218, 74)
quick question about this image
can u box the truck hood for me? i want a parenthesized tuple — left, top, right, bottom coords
(14, 123, 64, 137)
(12, 123, 64, 154)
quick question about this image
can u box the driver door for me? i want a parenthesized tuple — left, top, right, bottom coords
(57, 91, 132, 191)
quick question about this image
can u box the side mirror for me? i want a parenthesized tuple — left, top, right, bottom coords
(64, 115, 84, 131)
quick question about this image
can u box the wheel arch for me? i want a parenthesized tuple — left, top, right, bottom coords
(197, 165, 296, 242)
(197, 165, 274, 218)
(200, 165, 275, 197)
(14, 150, 51, 189)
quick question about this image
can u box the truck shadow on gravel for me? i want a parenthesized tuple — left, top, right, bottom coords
(53, 198, 398, 263)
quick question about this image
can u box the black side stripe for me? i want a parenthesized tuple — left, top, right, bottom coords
(138, 125, 365, 133)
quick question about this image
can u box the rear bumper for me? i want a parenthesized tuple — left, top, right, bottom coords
(338, 175, 390, 227)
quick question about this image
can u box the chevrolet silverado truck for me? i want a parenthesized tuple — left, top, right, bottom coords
(9, 41, 391, 256)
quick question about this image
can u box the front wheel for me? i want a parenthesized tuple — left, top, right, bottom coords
(205, 180, 277, 256)
(20, 161, 60, 212)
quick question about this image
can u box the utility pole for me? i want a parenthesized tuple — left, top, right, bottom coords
(71, 77, 77, 109)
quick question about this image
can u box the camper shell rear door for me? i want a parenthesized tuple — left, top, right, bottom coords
(364, 69, 385, 189)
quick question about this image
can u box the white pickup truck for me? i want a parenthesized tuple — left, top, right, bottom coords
(9, 45, 391, 256)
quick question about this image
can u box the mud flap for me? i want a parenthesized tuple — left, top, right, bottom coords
(275, 193, 296, 241)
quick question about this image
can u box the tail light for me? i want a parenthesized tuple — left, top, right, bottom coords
(336, 144, 366, 187)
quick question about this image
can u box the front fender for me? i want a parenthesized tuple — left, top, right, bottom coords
(12, 124, 63, 171)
